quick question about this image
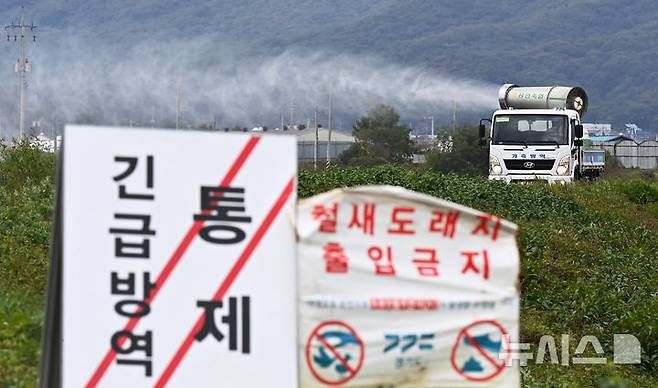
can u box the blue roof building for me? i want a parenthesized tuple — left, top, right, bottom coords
(588, 135, 633, 142)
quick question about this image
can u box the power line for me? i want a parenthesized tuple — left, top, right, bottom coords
(5, 8, 38, 141)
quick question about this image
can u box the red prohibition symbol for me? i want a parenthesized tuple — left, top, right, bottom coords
(450, 319, 511, 382)
(305, 320, 365, 386)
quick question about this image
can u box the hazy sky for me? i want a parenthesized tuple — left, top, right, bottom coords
(0, 2, 500, 135)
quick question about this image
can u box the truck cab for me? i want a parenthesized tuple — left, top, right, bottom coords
(480, 84, 594, 184)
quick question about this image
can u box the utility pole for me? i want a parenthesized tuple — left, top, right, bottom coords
(326, 89, 333, 168)
(50, 119, 55, 152)
(452, 101, 458, 133)
(424, 115, 434, 138)
(150, 107, 156, 128)
(314, 106, 319, 170)
(6, 11, 37, 141)
(52, 111, 57, 152)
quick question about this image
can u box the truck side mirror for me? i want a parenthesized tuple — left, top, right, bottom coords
(574, 139, 583, 147)
(575, 124, 583, 139)
(478, 123, 486, 139)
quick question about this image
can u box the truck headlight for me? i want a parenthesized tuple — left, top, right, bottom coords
(556, 156, 570, 175)
(490, 155, 502, 175)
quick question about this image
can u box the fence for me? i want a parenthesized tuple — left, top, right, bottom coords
(590, 140, 658, 169)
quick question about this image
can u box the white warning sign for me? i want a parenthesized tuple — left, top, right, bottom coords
(297, 186, 520, 387)
(61, 126, 298, 387)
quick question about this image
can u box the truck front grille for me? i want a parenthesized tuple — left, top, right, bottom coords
(504, 159, 555, 170)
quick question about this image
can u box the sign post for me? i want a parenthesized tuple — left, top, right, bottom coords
(46, 126, 298, 387)
(38, 155, 63, 388)
(297, 186, 520, 387)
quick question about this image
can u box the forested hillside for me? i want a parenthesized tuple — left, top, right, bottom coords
(1, 0, 656, 129)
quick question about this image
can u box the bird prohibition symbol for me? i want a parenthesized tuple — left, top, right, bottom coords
(305, 321, 365, 385)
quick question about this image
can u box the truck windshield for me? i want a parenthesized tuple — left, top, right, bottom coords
(492, 114, 569, 145)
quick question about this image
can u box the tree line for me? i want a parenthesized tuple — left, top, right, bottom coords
(338, 104, 487, 176)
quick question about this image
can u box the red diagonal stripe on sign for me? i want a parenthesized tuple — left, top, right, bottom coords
(85, 136, 261, 388)
(154, 176, 295, 387)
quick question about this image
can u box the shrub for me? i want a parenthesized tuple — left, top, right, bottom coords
(425, 125, 488, 176)
(613, 179, 658, 204)
(0, 141, 57, 192)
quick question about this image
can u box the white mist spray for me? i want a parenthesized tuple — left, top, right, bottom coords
(0, 38, 498, 134)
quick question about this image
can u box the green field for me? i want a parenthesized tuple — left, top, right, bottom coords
(1, 144, 657, 387)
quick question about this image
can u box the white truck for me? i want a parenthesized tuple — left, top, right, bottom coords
(479, 84, 603, 183)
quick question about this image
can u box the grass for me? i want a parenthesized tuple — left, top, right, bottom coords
(1, 142, 657, 387)
(0, 289, 43, 387)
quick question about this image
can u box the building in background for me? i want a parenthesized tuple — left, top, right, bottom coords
(588, 135, 658, 169)
(237, 126, 355, 163)
(285, 127, 355, 163)
(623, 124, 654, 141)
(29, 132, 62, 152)
(583, 123, 613, 137)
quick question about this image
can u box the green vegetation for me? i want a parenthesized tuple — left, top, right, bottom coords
(335, 102, 491, 175)
(339, 105, 412, 166)
(337, 108, 488, 176)
(1, 143, 657, 386)
(0, 142, 56, 387)
(425, 125, 489, 176)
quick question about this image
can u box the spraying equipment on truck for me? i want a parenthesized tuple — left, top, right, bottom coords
(479, 84, 604, 183)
